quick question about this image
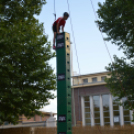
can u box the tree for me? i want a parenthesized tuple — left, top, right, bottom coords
(96, 0, 134, 114)
(0, 0, 56, 125)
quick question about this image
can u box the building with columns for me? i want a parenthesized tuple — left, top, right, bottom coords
(71, 71, 133, 126)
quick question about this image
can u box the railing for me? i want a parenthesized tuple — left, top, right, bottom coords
(0, 121, 46, 129)
(0, 126, 134, 134)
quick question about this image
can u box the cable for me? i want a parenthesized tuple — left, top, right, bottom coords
(89, 0, 134, 122)
(89, 0, 113, 63)
(66, 0, 83, 123)
(66, 1, 83, 121)
(54, 0, 56, 20)
(66, 1, 103, 134)
(66, 0, 81, 77)
(54, 0, 56, 14)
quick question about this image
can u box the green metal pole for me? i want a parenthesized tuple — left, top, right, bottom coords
(56, 32, 72, 134)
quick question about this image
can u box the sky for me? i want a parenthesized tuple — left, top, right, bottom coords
(37, 0, 125, 114)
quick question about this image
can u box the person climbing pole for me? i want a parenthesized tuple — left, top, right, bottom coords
(52, 12, 69, 50)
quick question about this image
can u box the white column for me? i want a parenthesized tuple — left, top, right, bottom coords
(109, 94, 114, 126)
(71, 88, 76, 126)
(90, 96, 94, 126)
(81, 96, 85, 126)
(119, 100, 124, 126)
(130, 110, 134, 125)
(100, 95, 104, 126)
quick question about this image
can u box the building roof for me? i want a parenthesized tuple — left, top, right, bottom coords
(72, 71, 110, 88)
(41, 111, 57, 115)
(72, 71, 109, 78)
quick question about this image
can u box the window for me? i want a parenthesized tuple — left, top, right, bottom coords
(92, 77, 97, 82)
(73, 78, 79, 85)
(93, 96, 100, 125)
(84, 96, 91, 126)
(113, 97, 120, 125)
(102, 95, 110, 125)
(101, 76, 106, 81)
(83, 78, 88, 84)
(122, 98, 131, 124)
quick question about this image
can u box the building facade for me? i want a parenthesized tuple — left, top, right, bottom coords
(72, 71, 133, 126)
(2, 111, 56, 128)
(19, 111, 55, 123)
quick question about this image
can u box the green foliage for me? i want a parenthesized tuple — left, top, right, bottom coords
(105, 56, 134, 110)
(96, 0, 134, 57)
(96, 0, 134, 113)
(0, 0, 56, 125)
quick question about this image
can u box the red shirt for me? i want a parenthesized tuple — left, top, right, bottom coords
(53, 17, 66, 27)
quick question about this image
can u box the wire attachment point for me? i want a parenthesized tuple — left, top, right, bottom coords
(53, 13, 56, 21)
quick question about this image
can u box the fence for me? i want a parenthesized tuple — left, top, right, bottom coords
(0, 127, 31, 134)
(73, 126, 134, 134)
(1, 126, 134, 134)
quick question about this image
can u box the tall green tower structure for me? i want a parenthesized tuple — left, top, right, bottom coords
(56, 32, 72, 134)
